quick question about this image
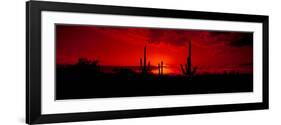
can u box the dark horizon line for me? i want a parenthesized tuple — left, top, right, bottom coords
(56, 64, 252, 74)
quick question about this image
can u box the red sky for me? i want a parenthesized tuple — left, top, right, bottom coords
(56, 24, 253, 74)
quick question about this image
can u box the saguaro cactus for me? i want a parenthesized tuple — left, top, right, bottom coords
(181, 41, 196, 77)
(158, 61, 164, 76)
(140, 45, 151, 74)
(161, 61, 164, 75)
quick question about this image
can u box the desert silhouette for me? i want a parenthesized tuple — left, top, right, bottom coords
(56, 25, 253, 100)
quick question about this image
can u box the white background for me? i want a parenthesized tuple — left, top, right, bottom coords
(0, 0, 279, 125)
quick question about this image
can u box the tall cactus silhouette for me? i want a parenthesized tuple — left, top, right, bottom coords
(140, 45, 151, 74)
(161, 61, 164, 75)
(158, 61, 164, 76)
(181, 41, 197, 77)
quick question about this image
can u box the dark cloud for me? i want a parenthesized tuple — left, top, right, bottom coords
(83, 25, 253, 48)
(148, 29, 191, 46)
(228, 33, 253, 47)
(147, 28, 253, 48)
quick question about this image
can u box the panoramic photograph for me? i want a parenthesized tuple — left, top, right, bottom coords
(55, 24, 253, 100)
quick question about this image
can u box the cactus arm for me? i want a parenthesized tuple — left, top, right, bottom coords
(180, 64, 186, 74)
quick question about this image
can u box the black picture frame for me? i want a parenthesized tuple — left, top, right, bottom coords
(26, 1, 269, 124)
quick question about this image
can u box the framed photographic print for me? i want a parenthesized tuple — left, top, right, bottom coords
(26, 1, 269, 124)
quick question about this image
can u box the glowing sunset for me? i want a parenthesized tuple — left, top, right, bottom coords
(56, 24, 253, 75)
(56, 24, 253, 99)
